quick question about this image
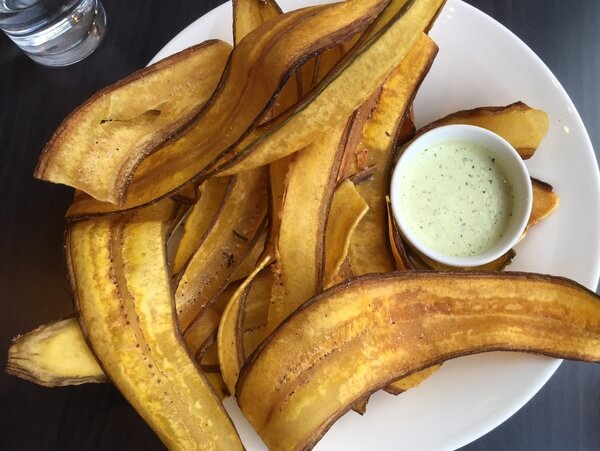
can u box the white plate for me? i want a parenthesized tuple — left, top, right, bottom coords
(150, 1, 600, 449)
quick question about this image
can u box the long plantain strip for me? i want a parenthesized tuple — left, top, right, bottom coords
(323, 179, 369, 289)
(35, 40, 232, 205)
(348, 34, 437, 276)
(216, 0, 446, 176)
(183, 282, 241, 362)
(176, 168, 268, 332)
(67, 0, 391, 212)
(9, 182, 268, 388)
(233, 0, 283, 45)
(67, 200, 242, 450)
(219, 257, 272, 396)
(414, 102, 549, 159)
(337, 34, 438, 397)
(385, 195, 411, 270)
(233, 0, 307, 126)
(172, 176, 233, 274)
(268, 120, 349, 331)
(527, 178, 560, 232)
(238, 271, 600, 451)
(6, 317, 105, 386)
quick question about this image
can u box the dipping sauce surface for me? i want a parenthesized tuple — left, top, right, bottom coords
(397, 140, 514, 256)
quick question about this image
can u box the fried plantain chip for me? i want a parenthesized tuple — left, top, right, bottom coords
(184, 282, 241, 362)
(219, 257, 272, 396)
(385, 195, 411, 270)
(268, 120, 349, 331)
(172, 176, 233, 274)
(64, 0, 392, 212)
(175, 168, 268, 332)
(217, 0, 446, 176)
(413, 102, 549, 160)
(205, 371, 230, 400)
(324, 180, 369, 289)
(527, 178, 560, 233)
(6, 317, 105, 386)
(238, 272, 600, 451)
(233, 0, 283, 45)
(35, 40, 232, 205)
(346, 34, 437, 277)
(240, 270, 273, 357)
(67, 200, 242, 450)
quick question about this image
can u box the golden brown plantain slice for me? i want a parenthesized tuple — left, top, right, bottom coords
(323, 180, 369, 289)
(6, 317, 105, 386)
(238, 271, 600, 451)
(205, 372, 230, 400)
(35, 40, 232, 205)
(268, 120, 349, 331)
(217, 0, 446, 176)
(65, 0, 391, 212)
(335, 34, 437, 399)
(414, 102, 549, 160)
(219, 257, 272, 396)
(263, 155, 292, 261)
(200, 341, 221, 373)
(233, 0, 308, 127)
(183, 282, 241, 362)
(347, 34, 437, 277)
(527, 178, 560, 233)
(231, 228, 267, 281)
(172, 176, 232, 274)
(67, 200, 242, 450)
(170, 183, 199, 205)
(176, 168, 268, 332)
(240, 270, 274, 357)
(233, 0, 283, 45)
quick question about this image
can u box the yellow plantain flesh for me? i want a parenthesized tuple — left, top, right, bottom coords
(67, 200, 242, 450)
(35, 40, 232, 205)
(238, 272, 600, 451)
(414, 102, 549, 160)
(6, 317, 104, 386)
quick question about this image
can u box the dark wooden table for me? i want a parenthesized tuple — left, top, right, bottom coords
(1, 1, 598, 450)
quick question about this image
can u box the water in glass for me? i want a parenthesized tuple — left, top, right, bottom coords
(0, 0, 106, 66)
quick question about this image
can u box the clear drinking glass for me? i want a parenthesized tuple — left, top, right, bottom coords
(0, 0, 106, 67)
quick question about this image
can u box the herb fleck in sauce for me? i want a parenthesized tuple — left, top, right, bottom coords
(398, 141, 514, 256)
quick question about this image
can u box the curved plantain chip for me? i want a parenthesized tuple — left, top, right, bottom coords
(175, 167, 268, 332)
(324, 179, 369, 289)
(526, 177, 560, 234)
(36, 40, 232, 205)
(238, 271, 600, 451)
(172, 176, 233, 274)
(268, 120, 349, 331)
(216, 0, 445, 176)
(347, 34, 437, 277)
(412, 102, 550, 160)
(219, 257, 272, 396)
(66, 0, 391, 212)
(67, 200, 242, 450)
(6, 317, 105, 386)
(233, 0, 283, 45)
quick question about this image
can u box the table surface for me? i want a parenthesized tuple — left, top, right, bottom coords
(1, 0, 599, 450)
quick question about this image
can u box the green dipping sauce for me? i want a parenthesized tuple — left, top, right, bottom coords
(397, 140, 514, 257)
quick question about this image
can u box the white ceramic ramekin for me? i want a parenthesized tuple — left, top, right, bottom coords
(390, 124, 532, 268)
